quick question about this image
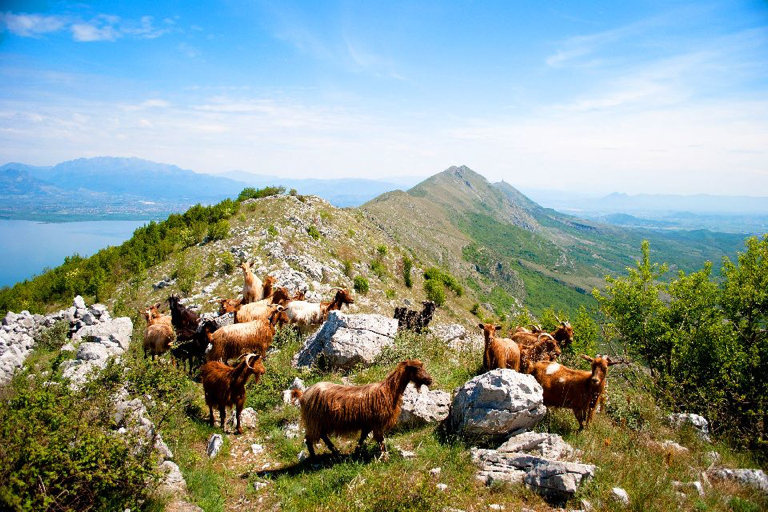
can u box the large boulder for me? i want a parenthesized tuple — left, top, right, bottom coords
(397, 383, 451, 429)
(449, 369, 546, 442)
(431, 323, 484, 351)
(293, 311, 398, 370)
(708, 468, 768, 494)
(668, 413, 711, 442)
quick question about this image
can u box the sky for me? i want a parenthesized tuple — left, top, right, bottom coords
(0, 0, 767, 195)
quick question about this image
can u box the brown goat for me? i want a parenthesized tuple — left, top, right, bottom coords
(479, 323, 521, 372)
(201, 353, 266, 434)
(142, 303, 173, 329)
(143, 323, 175, 360)
(240, 260, 262, 304)
(519, 334, 562, 373)
(235, 288, 293, 323)
(261, 275, 275, 300)
(218, 298, 242, 315)
(295, 360, 433, 458)
(529, 354, 622, 430)
(512, 321, 573, 350)
(204, 306, 284, 362)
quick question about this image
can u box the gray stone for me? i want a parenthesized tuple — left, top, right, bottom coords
(449, 369, 546, 442)
(73, 295, 87, 310)
(708, 467, 768, 494)
(90, 304, 108, 317)
(81, 311, 98, 326)
(497, 432, 575, 461)
(293, 311, 398, 370)
(431, 323, 484, 351)
(2, 311, 17, 326)
(282, 377, 306, 404)
(610, 487, 629, 506)
(660, 440, 689, 454)
(397, 383, 451, 429)
(668, 413, 711, 442)
(156, 461, 187, 496)
(207, 434, 224, 458)
(76, 342, 110, 363)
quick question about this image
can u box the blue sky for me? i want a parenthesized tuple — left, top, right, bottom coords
(1, 1, 767, 195)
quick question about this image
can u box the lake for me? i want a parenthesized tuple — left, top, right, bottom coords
(0, 219, 148, 287)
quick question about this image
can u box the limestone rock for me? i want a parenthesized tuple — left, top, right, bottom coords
(449, 369, 546, 442)
(293, 311, 397, 370)
(668, 413, 711, 442)
(397, 383, 451, 429)
(708, 467, 768, 494)
(207, 434, 224, 458)
(611, 487, 629, 506)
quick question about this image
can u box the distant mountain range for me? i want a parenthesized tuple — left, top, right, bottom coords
(0, 157, 420, 220)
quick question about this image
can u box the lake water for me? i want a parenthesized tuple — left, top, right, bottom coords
(0, 219, 148, 287)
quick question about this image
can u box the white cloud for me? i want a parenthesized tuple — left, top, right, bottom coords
(0, 12, 68, 37)
(71, 22, 120, 42)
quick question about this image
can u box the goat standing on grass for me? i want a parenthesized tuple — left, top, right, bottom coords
(235, 287, 293, 323)
(512, 320, 574, 350)
(294, 360, 433, 459)
(479, 323, 521, 372)
(142, 308, 175, 360)
(201, 353, 266, 434)
(394, 301, 436, 333)
(529, 354, 623, 430)
(204, 305, 285, 362)
(284, 288, 354, 329)
(240, 261, 263, 304)
(167, 294, 200, 342)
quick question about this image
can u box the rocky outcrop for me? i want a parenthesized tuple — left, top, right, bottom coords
(431, 323, 484, 351)
(293, 311, 398, 370)
(397, 383, 451, 429)
(472, 432, 595, 500)
(708, 467, 768, 495)
(668, 413, 711, 442)
(448, 369, 546, 442)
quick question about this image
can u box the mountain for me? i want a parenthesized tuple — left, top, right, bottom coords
(219, 170, 411, 207)
(363, 165, 746, 315)
(0, 168, 59, 196)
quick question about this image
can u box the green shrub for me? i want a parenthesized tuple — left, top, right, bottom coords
(207, 219, 230, 241)
(237, 185, 285, 202)
(385, 289, 396, 299)
(342, 259, 354, 278)
(402, 256, 413, 288)
(370, 259, 387, 279)
(424, 267, 463, 296)
(173, 254, 201, 296)
(289, 188, 298, 196)
(320, 210, 332, 221)
(36, 320, 69, 351)
(376, 245, 387, 257)
(307, 225, 321, 240)
(470, 303, 480, 316)
(268, 225, 278, 237)
(220, 251, 236, 274)
(354, 276, 369, 294)
(424, 279, 445, 306)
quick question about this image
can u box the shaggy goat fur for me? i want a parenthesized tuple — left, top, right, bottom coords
(295, 360, 433, 458)
(479, 323, 521, 372)
(143, 303, 173, 329)
(261, 275, 275, 300)
(235, 288, 292, 323)
(394, 301, 436, 333)
(512, 321, 573, 350)
(201, 353, 266, 434)
(240, 261, 263, 304)
(285, 288, 354, 327)
(205, 306, 283, 362)
(529, 354, 622, 430)
(143, 323, 175, 360)
(519, 333, 562, 373)
(218, 298, 242, 315)
(167, 295, 200, 342)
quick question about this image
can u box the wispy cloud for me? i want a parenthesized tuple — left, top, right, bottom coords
(1, 11, 175, 42)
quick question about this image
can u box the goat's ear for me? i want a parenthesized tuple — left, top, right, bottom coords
(580, 354, 593, 363)
(154, 302, 161, 309)
(477, 323, 485, 329)
(495, 325, 503, 331)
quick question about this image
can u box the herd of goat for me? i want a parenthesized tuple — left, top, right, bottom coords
(141, 260, 623, 456)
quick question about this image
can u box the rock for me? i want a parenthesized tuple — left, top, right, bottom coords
(283, 422, 300, 439)
(705, 451, 720, 463)
(397, 383, 451, 429)
(81, 311, 98, 326)
(293, 312, 398, 370)
(153, 279, 175, 290)
(708, 468, 768, 494)
(90, 304, 108, 318)
(668, 413, 711, 442)
(672, 480, 704, 497)
(497, 432, 575, 461)
(207, 434, 224, 458)
(297, 450, 308, 462)
(73, 295, 87, 310)
(610, 487, 629, 506)
(254, 481, 269, 491)
(472, 448, 596, 497)
(282, 377, 306, 404)
(436, 483, 448, 491)
(251, 444, 265, 455)
(430, 467, 442, 477)
(660, 440, 689, 454)
(449, 369, 546, 442)
(156, 461, 187, 496)
(165, 500, 204, 512)
(2, 311, 17, 326)
(76, 342, 110, 364)
(431, 323, 484, 351)
(397, 447, 416, 459)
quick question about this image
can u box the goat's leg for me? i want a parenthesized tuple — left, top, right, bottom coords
(208, 406, 214, 427)
(575, 408, 586, 430)
(320, 433, 340, 456)
(373, 430, 388, 461)
(354, 429, 370, 454)
(305, 437, 316, 458)
(219, 405, 226, 429)
(235, 403, 244, 435)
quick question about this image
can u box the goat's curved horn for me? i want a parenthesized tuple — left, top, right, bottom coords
(580, 354, 593, 362)
(329, 287, 343, 292)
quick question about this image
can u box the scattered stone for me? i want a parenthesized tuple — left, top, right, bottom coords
(396, 447, 416, 459)
(207, 434, 224, 458)
(668, 413, 711, 442)
(293, 312, 398, 370)
(298, 450, 308, 462)
(431, 323, 484, 351)
(610, 487, 629, 506)
(251, 444, 265, 455)
(397, 383, 451, 429)
(254, 481, 270, 491)
(430, 467, 442, 477)
(488, 505, 504, 511)
(436, 483, 448, 492)
(497, 432, 575, 460)
(705, 451, 720, 464)
(156, 461, 187, 496)
(283, 422, 300, 439)
(73, 295, 87, 310)
(449, 369, 546, 442)
(282, 377, 306, 404)
(165, 500, 203, 512)
(673, 480, 704, 497)
(708, 467, 768, 494)
(580, 499, 593, 511)
(660, 440, 689, 454)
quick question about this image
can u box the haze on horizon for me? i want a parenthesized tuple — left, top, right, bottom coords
(1, 0, 767, 196)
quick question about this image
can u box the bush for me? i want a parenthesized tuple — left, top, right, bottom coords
(267, 225, 278, 237)
(173, 254, 201, 296)
(370, 259, 387, 279)
(36, 320, 69, 351)
(385, 289, 396, 299)
(470, 303, 480, 316)
(354, 276, 369, 294)
(402, 256, 413, 288)
(220, 251, 236, 274)
(237, 185, 285, 202)
(424, 279, 445, 306)
(307, 225, 321, 240)
(207, 219, 230, 241)
(376, 245, 387, 257)
(342, 259, 354, 278)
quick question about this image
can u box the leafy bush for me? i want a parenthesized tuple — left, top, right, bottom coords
(470, 303, 480, 316)
(354, 276, 369, 294)
(268, 225, 278, 237)
(289, 188, 298, 196)
(385, 289, 396, 299)
(307, 225, 321, 240)
(36, 320, 69, 351)
(207, 219, 230, 241)
(424, 279, 445, 306)
(220, 251, 236, 274)
(424, 267, 463, 296)
(402, 256, 413, 288)
(173, 254, 201, 296)
(376, 245, 387, 257)
(342, 260, 354, 278)
(237, 185, 285, 202)
(370, 259, 387, 279)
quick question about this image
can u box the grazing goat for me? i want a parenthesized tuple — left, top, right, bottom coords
(285, 288, 354, 328)
(235, 287, 293, 323)
(519, 333, 562, 373)
(167, 295, 200, 342)
(240, 261, 263, 304)
(529, 354, 622, 430)
(204, 306, 284, 362)
(218, 298, 242, 315)
(143, 322, 175, 360)
(201, 353, 266, 434)
(479, 323, 521, 372)
(143, 302, 173, 329)
(261, 275, 275, 300)
(512, 321, 573, 350)
(394, 301, 436, 333)
(294, 360, 433, 458)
